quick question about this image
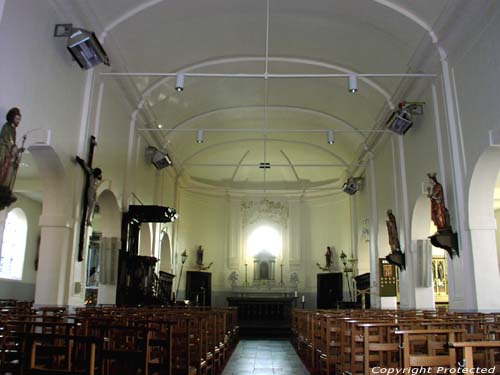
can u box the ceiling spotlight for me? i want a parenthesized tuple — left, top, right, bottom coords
(327, 129, 335, 144)
(175, 73, 185, 92)
(348, 74, 358, 93)
(197, 129, 204, 144)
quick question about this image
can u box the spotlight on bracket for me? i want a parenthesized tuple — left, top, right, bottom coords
(342, 177, 363, 195)
(197, 129, 204, 144)
(145, 146, 172, 170)
(175, 74, 185, 92)
(348, 74, 358, 93)
(54, 24, 110, 70)
(327, 129, 335, 144)
(386, 101, 425, 135)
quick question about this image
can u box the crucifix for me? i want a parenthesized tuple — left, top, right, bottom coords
(75, 136, 101, 262)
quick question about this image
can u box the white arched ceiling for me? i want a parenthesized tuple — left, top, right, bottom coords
(80, 0, 450, 190)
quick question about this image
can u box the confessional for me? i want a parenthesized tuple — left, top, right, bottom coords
(317, 272, 343, 309)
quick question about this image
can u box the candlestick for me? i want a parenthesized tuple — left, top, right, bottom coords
(244, 263, 248, 286)
(280, 264, 283, 286)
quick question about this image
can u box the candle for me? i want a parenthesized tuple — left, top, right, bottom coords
(294, 291, 298, 298)
(196, 294, 199, 302)
(301, 295, 305, 303)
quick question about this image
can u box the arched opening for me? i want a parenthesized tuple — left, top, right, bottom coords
(411, 195, 444, 309)
(87, 189, 121, 305)
(468, 147, 500, 309)
(159, 229, 172, 273)
(0, 208, 28, 280)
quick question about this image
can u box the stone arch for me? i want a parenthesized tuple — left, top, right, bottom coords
(468, 147, 500, 310)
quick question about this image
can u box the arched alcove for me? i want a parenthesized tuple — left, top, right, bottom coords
(94, 189, 121, 305)
(468, 147, 500, 309)
(159, 229, 172, 273)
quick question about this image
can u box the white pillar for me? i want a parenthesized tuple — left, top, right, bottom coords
(34, 215, 73, 306)
(467, 220, 500, 310)
(368, 156, 380, 308)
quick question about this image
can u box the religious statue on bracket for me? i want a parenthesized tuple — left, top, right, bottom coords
(385, 209, 406, 270)
(228, 271, 238, 288)
(195, 245, 213, 270)
(317, 246, 333, 271)
(75, 136, 102, 262)
(426, 173, 459, 258)
(0, 108, 26, 210)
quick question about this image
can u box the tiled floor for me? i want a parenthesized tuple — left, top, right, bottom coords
(221, 339, 310, 375)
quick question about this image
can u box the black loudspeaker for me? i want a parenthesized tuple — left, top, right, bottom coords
(186, 271, 212, 306)
(317, 272, 343, 309)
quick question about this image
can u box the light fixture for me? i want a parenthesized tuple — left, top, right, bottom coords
(327, 129, 335, 144)
(259, 162, 271, 169)
(54, 24, 110, 70)
(157, 124, 163, 129)
(176, 250, 188, 300)
(342, 177, 363, 195)
(387, 101, 425, 135)
(197, 129, 204, 144)
(146, 146, 172, 169)
(175, 73, 185, 92)
(348, 74, 358, 93)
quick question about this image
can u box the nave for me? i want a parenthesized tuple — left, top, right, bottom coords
(221, 340, 309, 375)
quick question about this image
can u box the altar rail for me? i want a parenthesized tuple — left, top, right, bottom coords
(227, 296, 295, 337)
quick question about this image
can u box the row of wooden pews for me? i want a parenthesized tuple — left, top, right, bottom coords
(0, 302, 239, 375)
(292, 309, 500, 374)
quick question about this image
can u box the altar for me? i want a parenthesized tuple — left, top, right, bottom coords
(227, 287, 296, 337)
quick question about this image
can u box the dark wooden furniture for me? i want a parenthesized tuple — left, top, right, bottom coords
(317, 272, 343, 309)
(354, 272, 370, 309)
(116, 254, 158, 306)
(186, 271, 212, 306)
(227, 295, 294, 337)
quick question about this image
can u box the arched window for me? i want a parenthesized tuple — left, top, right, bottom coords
(0, 208, 28, 280)
(247, 225, 282, 257)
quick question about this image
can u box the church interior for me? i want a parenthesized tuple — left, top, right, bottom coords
(1, 0, 500, 374)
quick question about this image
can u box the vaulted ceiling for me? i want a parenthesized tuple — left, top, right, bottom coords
(55, 0, 467, 195)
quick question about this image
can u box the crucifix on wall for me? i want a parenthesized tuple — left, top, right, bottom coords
(75, 136, 102, 262)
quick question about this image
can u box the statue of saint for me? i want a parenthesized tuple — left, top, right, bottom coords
(75, 156, 102, 226)
(325, 246, 332, 269)
(386, 210, 401, 252)
(0, 107, 25, 188)
(427, 173, 449, 230)
(196, 245, 204, 266)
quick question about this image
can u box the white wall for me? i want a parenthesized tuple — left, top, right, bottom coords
(174, 189, 353, 307)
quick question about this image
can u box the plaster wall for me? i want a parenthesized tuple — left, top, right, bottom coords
(175, 190, 352, 308)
